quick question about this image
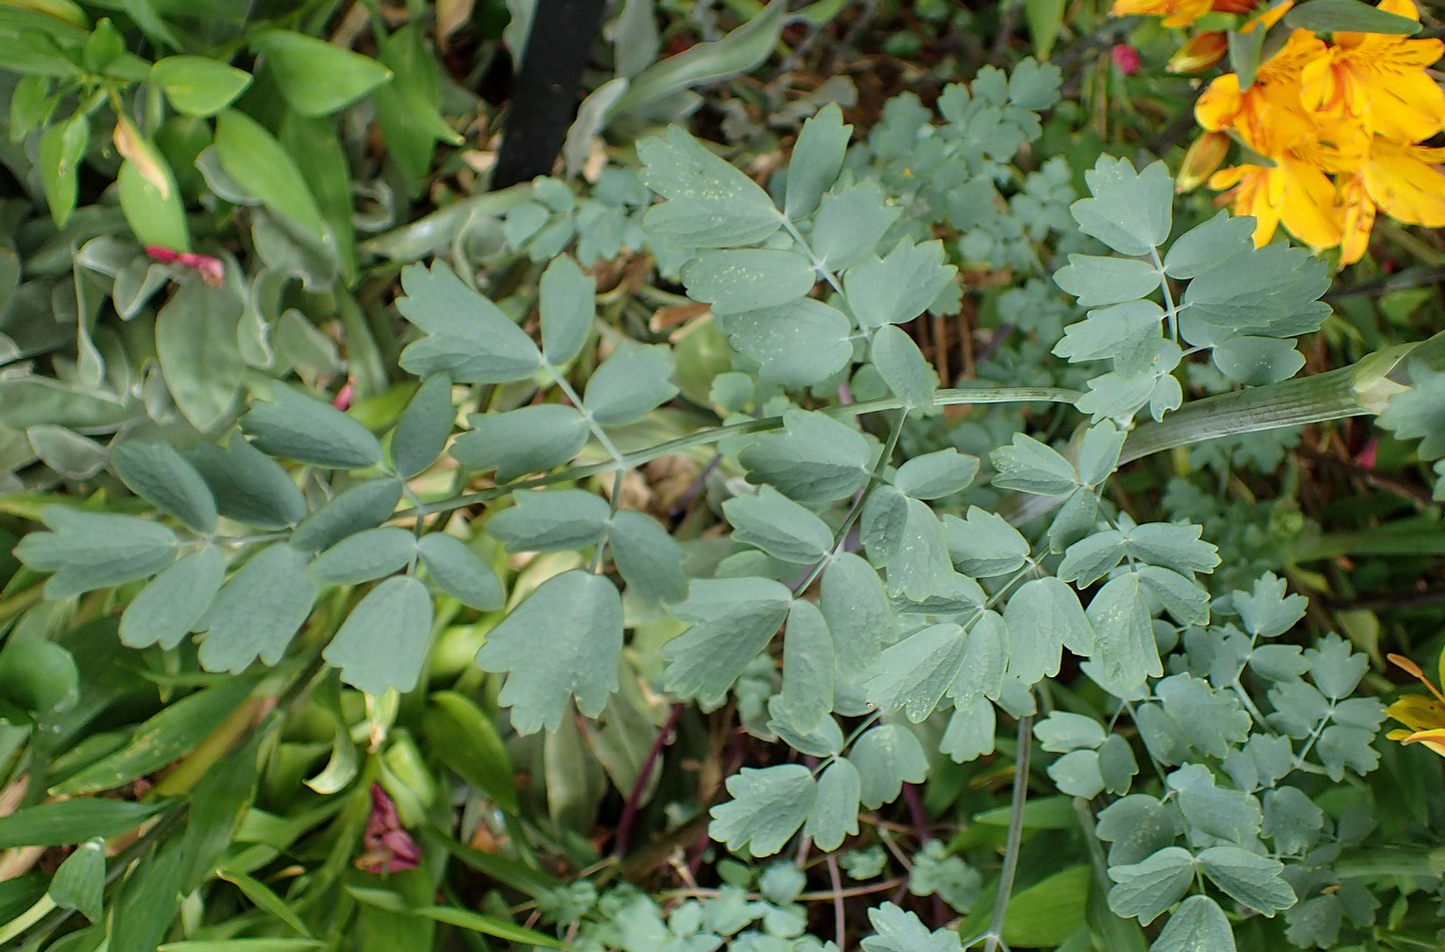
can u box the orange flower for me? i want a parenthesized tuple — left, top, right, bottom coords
(1168, 32, 1229, 73)
(1386, 653, 1445, 759)
(1177, 132, 1231, 191)
(1209, 153, 1342, 250)
(1112, 0, 1258, 27)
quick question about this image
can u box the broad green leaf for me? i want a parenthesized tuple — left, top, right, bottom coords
(949, 610, 1007, 707)
(52, 676, 257, 795)
(724, 486, 834, 564)
(49, 838, 103, 921)
(1213, 336, 1305, 385)
(1054, 301, 1164, 378)
(242, 384, 382, 469)
(1070, 156, 1172, 257)
(785, 103, 850, 220)
(739, 409, 871, 503)
(1179, 244, 1329, 345)
(709, 764, 814, 856)
(488, 489, 611, 552)
(15, 506, 177, 600)
(115, 119, 189, 251)
(1004, 577, 1094, 684)
(120, 546, 225, 650)
(1087, 572, 1162, 692)
(894, 449, 978, 500)
(943, 506, 1027, 576)
(214, 109, 326, 240)
(372, 23, 458, 193)
(309, 527, 416, 584)
(862, 903, 960, 952)
(886, 498, 954, 600)
(1106, 846, 1195, 925)
(990, 432, 1077, 496)
(196, 543, 317, 672)
(1234, 573, 1307, 639)
(1054, 255, 1160, 307)
(845, 238, 956, 328)
(324, 575, 434, 695)
(390, 374, 454, 479)
(290, 479, 402, 553)
(1150, 895, 1235, 952)
(820, 552, 893, 677)
(811, 181, 900, 271)
(1137, 567, 1211, 627)
(606, 510, 688, 604)
(1284, 0, 1421, 34)
(187, 437, 305, 529)
(1197, 846, 1295, 915)
(1036, 711, 1107, 752)
(663, 577, 792, 708)
(865, 623, 966, 722)
(39, 112, 87, 227)
(1095, 795, 1185, 867)
(451, 405, 588, 481)
(779, 599, 834, 733)
(861, 483, 909, 567)
(0, 799, 170, 848)
(720, 298, 854, 386)
(156, 275, 247, 432)
(1001, 864, 1089, 947)
(583, 344, 678, 425)
(1167, 763, 1262, 845)
(0, 639, 76, 721)
(423, 691, 518, 814)
(637, 126, 780, 247)
(872, 325, 936, 409)
(1078, 420, 1128, 487)
(150, 55, 251, 116)
(941, 697, 996, 763)
(1099, 733, 1140, 795)
(1049, 748, 1104, 798)
(611, 0, 784, 116)
(1161, 211, 1253, 280)
(110, 441, 218, 534)
(852, 723, 929, 809)
(417, 533, 504, 610)
(539, 256, 593, 366)
(1125, 523, 1220, 576)
(803, 757, 860, 851)
(681, 249, 816, 315)
(1058, 529, 1127, 586)
(1025, 0, 1066, 57)
(250, 30, 392, 116)
(476, 570, 622, 733)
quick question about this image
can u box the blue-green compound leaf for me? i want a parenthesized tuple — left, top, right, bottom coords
(1096, 795, 1185, 866)
(291, 479, 402, 553)
(990, 432, 1077, 496)
(941, 698, 996, 763)
(1086, 572, 1163, 693)
(417, 533, 504, 610)
(1378, 360, 1445, 460)
(1049, 748, 1104, 798)
(120, 546, 225, 650)
(780, 599, 834, 733)
(396, 260, 542, 383)
(1035, 711, 1106, 753)
(1197, 846, 1296, 916)
(583, 344, 678, 425)
(709, 764, 815, 857)
(49, 837, 103, 921)
(1054, 300, 1164, 378)
(785, 103, 850, 220)
(811, 181, 900, 271)
(664, 577, 792, 708)
(944, 507, 1028, 577)
(309, 527, 416, 584)
(606, 511, 688, 604)
(110, 441, 218, 534)
(681, 249, 816, 315)
(1161, 211, 1253, 280)
(539, 255, 594, 366)
(861, 484, 909, 567)
(1106, 846, 1195, 925)
(1070, 156, 1172, 257)
(188, 437, 306, 530)
(821, 551, 893, 680)
(886, 499, 954, 600)
(1053, 255, 1160, 307)
(1213, 336, 1305, 385)
(242, 384, 382, 469)
(324, 575, 434, 695)
(1150, 895, 1236, 952)
(949, 610, 1007, 707)
(893, 449, 978, 500)
(724, 486, 835, 564)
(1167, 763, 1262, 845)
(451, 405, 589, 481)
(15, 507, 178, 600)
(488, 489, 611, 552)
(803, 757, 860, 851)
(872, 325, 937, 409)
(391, 374, 454, 479)
(1178, 244, 1329, 346)
(637, 126, 781, 248)
(865, 623, 966, 722)
(475, 570, 622, 733)
(1004, 576, 1094, 684)
(862, 903, 962, 952)
(196, 543, 317, 673)
(719, 298, 853, 386)
(845, 238, 956, 328)
(852, 724, 929, 809)
(739, 409, 872, 503)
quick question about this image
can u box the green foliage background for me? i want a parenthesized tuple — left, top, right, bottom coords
(0, 1, 1443, 952)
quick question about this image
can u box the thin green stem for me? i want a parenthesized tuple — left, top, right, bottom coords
(1150, 247, 1179, 342)
(981, 714, 1032, 952)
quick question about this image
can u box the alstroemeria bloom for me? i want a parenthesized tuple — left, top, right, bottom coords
(1112, 0, 1256, 28)
(1210, 153, 1342, 249)
(1386, 653, 1445, 758)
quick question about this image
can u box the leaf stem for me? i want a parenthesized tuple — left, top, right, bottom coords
(981, 713, 1032, 952)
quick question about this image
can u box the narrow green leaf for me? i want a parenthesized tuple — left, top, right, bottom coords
(48, 837, 103, 921)
(291, 479, 402, 553)
(422, 691, 518, 814)
(242, 384, 382, 469)
(0, 799, 170, 848)
(249, 30, 392, 116)
(151, 55, 251, 116)
(214, 109, 326, 239)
